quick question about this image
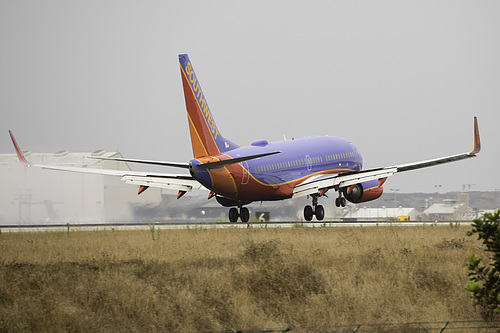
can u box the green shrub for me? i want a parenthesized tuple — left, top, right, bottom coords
(465, 210, 500, 317)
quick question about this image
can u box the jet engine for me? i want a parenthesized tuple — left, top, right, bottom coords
(342, 178, 387, 204)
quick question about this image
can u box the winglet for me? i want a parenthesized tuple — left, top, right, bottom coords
(469, 116, 481, 155)
(8, 130, 32, 166)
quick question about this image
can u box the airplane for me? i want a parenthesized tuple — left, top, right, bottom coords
(9, 54, 481, 223)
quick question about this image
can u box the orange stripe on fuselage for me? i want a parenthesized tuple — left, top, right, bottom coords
(213, 164, 355, 201)
(208, 165, 239, 199)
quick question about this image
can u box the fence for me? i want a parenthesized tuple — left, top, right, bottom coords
(214, 320, 500, 333)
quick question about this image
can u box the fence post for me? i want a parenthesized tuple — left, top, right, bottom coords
(419, 322, 430, 333)
(438, 321, 449, 333)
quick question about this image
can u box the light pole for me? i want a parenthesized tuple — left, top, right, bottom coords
(435, 184, 442, 194)
(390, 188, 399, 208)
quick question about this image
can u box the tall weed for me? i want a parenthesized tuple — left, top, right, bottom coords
(0, 226, 483, 331)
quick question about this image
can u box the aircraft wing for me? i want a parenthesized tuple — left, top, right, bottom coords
(292, 117, 481, 198)
(8, 131, 203, 193)
(40, 164, 203, 192)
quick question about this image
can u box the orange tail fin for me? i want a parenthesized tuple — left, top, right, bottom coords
(179, 54, 239, 158)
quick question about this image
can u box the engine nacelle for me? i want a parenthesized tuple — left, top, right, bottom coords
(342, 178, 387, 204)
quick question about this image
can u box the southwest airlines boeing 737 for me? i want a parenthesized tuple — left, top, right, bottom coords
(9, 54, 481, 222)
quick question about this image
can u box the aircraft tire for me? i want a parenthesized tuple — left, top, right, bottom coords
(304, 205, 314, 221)
(240, 207, 250, 223)
(341, 198, 347, 207)
(315, 205, 325, 221)
(229, 208, 239, 223)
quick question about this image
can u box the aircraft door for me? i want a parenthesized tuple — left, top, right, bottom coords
(305, 155, 312, 171)
(241, 161, 249, 185)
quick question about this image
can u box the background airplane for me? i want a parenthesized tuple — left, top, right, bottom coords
(9, 54, 481, 222)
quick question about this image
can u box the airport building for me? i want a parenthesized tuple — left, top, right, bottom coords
(0, 151, 161, 225)
(341, 207, 419, 221)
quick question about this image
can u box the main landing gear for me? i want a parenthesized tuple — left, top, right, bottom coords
(303, 190, 347, 221)
(335, 194, 347, 207)
(228, 206, 250, 223)
(303, 196, 325, 221)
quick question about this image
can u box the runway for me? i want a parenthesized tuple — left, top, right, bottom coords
(0, 220, 471, 233)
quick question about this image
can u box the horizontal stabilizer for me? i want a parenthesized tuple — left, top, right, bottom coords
(199, 151, 281, 169)
(88, 156, 190, 169)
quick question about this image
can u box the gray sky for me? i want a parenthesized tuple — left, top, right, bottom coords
(1, 1, 499, 193)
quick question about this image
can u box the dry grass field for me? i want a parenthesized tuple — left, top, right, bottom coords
(0, 224, 491, 332)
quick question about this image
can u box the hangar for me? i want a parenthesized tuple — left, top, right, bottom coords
(0, 150, 161, 225)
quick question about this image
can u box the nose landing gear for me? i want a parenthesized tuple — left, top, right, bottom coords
(303, 196, 325, 221)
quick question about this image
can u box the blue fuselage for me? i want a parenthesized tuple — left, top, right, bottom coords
(190, 136, 363, 201)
